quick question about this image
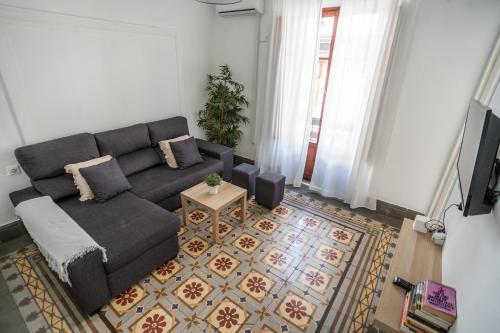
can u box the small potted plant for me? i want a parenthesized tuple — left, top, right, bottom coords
(205, 173, 222, 195)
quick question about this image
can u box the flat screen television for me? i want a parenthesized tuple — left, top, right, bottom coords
(457, 99, 500, 216)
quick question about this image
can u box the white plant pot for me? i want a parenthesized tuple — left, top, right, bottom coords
(208, 185, 220, 195)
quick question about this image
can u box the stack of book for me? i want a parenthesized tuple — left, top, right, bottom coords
(400, 280, 457, 333)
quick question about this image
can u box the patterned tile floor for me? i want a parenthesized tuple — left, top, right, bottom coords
(0, 190, 399, 333)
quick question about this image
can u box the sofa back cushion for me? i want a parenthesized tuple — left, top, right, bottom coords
(146, 116, 190, 145)
(94, 123, 160, 176)
(94, 124, 151, 156)
(15, 133, 100, 181)
(116, 148, 161, 176)
(31, 174, 79, 201)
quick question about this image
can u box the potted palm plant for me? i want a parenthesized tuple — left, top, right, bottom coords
(197, 64, 249, 148)
(205, 173, 222, 195)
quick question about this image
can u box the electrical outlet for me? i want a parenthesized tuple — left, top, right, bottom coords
(6, 164, 21, 176)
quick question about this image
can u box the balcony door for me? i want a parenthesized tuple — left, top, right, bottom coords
(303, 7, 340, 181)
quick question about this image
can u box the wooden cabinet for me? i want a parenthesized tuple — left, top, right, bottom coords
(372, 218, 442, 333)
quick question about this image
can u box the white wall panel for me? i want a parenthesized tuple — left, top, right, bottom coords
(0, 6, 181, 143)
(0, 0, 215, 226)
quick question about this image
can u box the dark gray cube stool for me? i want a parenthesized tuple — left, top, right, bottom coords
(255, 172, 285, 209)
(232, 163, 260, 198)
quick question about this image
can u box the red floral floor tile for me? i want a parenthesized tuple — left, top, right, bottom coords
(298, 215, 322, 231)
(232, 233, 262, 254)
(275, 292, 317, 331)
(180, 236, 209, 258)
(271, 205, 294, 218)
(229, 207, 252, 220)
(262, 248, 292, 272)
(2, 189, 398, 333)
(206, 220, 234, 239)
(173, 274, 213, 309)
(297, 265, 333, 294)
(237, 269, 275, 302)
(205, 297, 249, 333)
(253, 218, 280, 235)
(328, 227, 354, 245)
(282, 231, 308, 247)
(314, 244, 344, 267)
(206, 251, 241, 278)
(188, 209, 210, 225)
(128, 303, 178, 333)
(152, 260, 183, 284)
(110, 284, 148, 316)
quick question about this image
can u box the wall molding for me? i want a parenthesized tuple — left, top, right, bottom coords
(0, 3, 184, 143)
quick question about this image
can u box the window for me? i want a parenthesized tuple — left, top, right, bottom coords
(304, 7, 340, 180)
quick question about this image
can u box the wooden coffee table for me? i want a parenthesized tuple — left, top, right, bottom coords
(180, 181, 247, 244)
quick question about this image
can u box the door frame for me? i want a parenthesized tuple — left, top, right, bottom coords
(303, 7, 340, 181)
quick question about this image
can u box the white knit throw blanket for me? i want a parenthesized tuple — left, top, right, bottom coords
(15, 196, 107, 285)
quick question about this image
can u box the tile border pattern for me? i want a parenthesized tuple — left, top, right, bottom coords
(0, 189, 399, 333)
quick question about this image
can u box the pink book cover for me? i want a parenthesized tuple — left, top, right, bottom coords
(423, 280, 457, 318)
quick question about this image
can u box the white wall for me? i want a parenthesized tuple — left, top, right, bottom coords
(443, 185, 500, 333)
(0, 84, 25, 226)
(376, 0, 500, 213)
(214, 0, 500, 215)
(0, 0, 216, 226)
(443, 147, 500, 332)
(1, 0, 499, 225)
(211, 12, 261, 159)
(441, 78, 500, 333)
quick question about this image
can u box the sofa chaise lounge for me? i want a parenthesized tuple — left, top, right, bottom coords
(9, 116, 233, 314)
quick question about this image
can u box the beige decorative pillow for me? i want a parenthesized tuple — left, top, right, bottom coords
(64, 155, 112, 201)
(158, 135, 190, 168)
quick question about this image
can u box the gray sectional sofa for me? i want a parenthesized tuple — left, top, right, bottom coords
(9, 116, 233, 314)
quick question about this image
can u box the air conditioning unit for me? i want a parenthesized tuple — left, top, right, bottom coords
(216, 0, 264, 16)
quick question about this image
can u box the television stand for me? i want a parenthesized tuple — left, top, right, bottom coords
(372, 218, 442, 333)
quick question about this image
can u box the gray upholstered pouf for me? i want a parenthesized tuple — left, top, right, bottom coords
(255, 172, 285, 209)
(232, 163, 260, 198)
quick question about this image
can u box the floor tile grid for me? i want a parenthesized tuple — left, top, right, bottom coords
(178, 202, 298, 331)
(0, 190, 399, 333)
(121, 197, 386, 332)
(133, 201, 317, 331)
(102, 202, 289, 332)
(168, 197, 368, 332)
(283, 191, 399, 332)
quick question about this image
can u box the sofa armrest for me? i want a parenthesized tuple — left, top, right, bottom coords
(67, 250, 111, 314)
(9, 187, 43, 207)
(196, 138, 234, 181)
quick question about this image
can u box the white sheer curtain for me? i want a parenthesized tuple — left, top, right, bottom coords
(310, 0, 400, 209)
(255, 0, 322, 186)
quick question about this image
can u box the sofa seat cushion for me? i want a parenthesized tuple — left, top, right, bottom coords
(58, 191, 180, 273)
(128, 156, 223, 203)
